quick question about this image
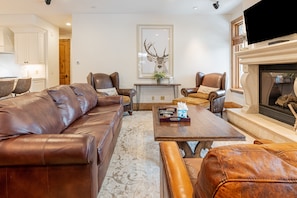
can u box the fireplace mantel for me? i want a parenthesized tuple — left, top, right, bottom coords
(236, 40, 297, 113)
(237, 40, 297, 65)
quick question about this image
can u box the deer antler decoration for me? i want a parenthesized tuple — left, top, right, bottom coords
(143, 39, 169, 73)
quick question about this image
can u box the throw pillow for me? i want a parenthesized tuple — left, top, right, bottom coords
(198, 85, 219, 94)
(96, 87, 118, 96)
(47, 85, 83, 126)
(0, 91, 65, 140)
(70, 83, 98, 114)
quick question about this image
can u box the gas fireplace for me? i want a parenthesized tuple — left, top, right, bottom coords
(259, 63, 297, 125)
(236, 40, 297, 123)
(227, 40, 297, 143)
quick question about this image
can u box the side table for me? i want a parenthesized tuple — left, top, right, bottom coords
(134, 83, 181, 110)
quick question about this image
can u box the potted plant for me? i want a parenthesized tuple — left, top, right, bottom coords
(153, 72, 166, 84)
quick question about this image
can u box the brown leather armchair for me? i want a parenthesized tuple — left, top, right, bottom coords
(87, 72, 136, 115)
(172, 72, 226, 117)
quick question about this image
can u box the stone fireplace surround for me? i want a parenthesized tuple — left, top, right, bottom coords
(227, 40, 297, 143)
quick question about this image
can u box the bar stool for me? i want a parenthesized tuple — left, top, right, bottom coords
(12, 78, 32, 96)
(0, 80, 15, 99)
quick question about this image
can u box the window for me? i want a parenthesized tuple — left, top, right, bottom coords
(231, 16, 246, 93)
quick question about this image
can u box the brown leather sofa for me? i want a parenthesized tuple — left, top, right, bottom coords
(172, 72, 226, 117)
(160, 141, 297, 198)
(0, 83, 123, 198)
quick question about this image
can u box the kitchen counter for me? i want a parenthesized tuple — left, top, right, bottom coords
(0, 77, 18, 80)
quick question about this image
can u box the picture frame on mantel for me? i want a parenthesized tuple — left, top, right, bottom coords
(137, 24, 174, 79)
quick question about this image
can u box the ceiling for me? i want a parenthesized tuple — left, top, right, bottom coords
(0, 0, 242, 36)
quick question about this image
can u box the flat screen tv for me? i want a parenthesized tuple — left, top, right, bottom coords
(244, 0, 297, 45)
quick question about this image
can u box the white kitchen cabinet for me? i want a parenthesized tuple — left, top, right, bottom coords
(14, 30, 45, 64)
(30, 78, 46, 92)
(0, 27, 14, 53)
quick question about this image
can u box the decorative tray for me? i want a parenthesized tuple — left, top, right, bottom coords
(158, 107, 190, 122)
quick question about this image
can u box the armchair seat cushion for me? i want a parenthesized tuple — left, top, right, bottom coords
(172, 97, 210, 108)
(188, 92, 209, 99)
(122, 95, 131, 105)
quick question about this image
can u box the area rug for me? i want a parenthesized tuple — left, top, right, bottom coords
(98, 111, 255, 198)
(98, 111, 160, 198)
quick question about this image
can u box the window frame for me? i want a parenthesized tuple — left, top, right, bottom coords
(231, 16, 245, 94)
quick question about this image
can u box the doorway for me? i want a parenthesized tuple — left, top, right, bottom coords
(59, 39, 71, 85)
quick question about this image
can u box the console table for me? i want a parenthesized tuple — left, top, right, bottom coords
(134, 83, 181, 110)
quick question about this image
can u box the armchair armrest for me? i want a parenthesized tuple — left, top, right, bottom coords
(209, 90, 226, 115)
(159, 141, 194, 198)
(118, 88, 136, 98)
(181, 88, 198, 97)
(0, 134, 96, 166)
(208, 89, 225, 101)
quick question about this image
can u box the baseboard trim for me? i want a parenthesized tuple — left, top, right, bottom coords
(224, 102, 242, 108)
(134, 101, 242, 111)
(134, 103, 173, 111)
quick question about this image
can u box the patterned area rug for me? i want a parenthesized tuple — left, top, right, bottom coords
(98, 111, 160, 198)
(98, 111, 255, 197)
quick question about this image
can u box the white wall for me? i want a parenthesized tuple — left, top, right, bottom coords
(71, 14, 232, 102)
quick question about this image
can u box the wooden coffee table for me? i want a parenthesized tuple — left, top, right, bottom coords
(153, 105, 245, 157)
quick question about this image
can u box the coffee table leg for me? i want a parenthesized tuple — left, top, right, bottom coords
(177, 142, 193, 158)
(193, 141, 213, 158)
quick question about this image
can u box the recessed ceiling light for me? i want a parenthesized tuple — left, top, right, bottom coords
(193, 6, 198, 10)
(66, 22, 71, 26)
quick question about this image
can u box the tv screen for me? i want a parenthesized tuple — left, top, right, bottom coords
(244, 0, 297, 45)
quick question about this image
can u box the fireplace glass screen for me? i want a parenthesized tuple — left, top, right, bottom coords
(259, 64, 297, 125)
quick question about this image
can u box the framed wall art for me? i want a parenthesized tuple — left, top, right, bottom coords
(137, 24, 173, 79)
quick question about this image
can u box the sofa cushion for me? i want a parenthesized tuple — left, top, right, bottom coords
(47, 85, 83, 127)
(63, 124, 113, 164)
(0, 91, 65, 140)
(70, 83, 98, 114)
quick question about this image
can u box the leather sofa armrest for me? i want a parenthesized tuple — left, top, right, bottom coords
(181, 88, 198, 97)
(97, 95, 123, 106)
(0, 134, 96, 166)
(159, 141, 194, 198)
(118, 88, 136, 98)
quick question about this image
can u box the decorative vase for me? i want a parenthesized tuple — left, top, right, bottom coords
(157, 78, 161, 84)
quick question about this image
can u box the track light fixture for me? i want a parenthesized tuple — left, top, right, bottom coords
(45, 0, 51, 5)
(213, 1, 219, 9)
